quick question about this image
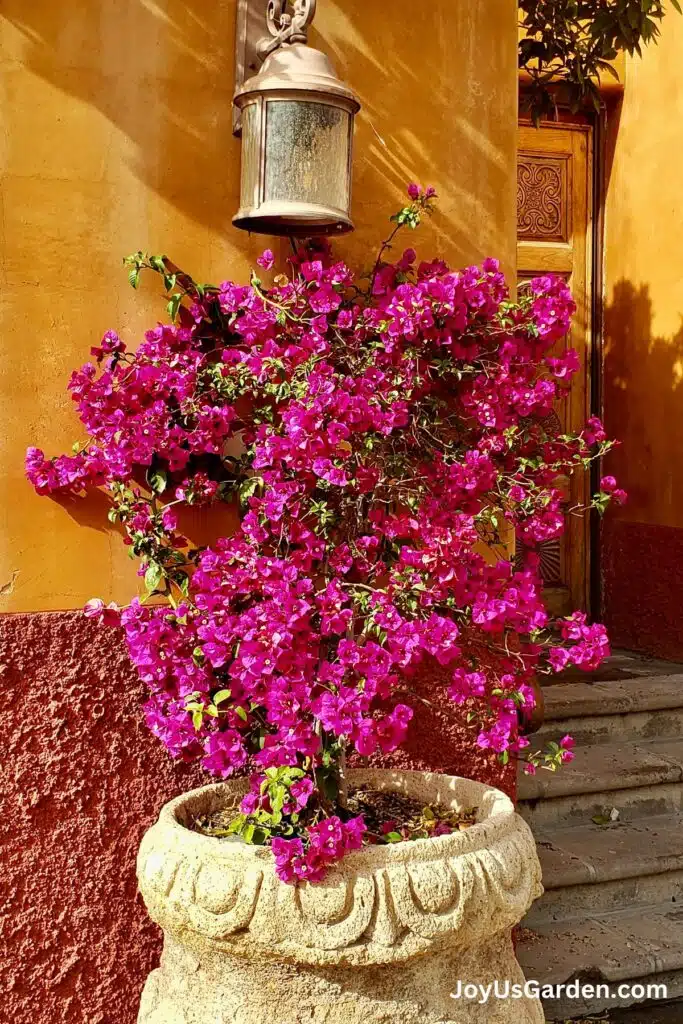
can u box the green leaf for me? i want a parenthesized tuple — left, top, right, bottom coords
(167, 292, 183, 322)
(238, 476, 263, 505)
(174, 571, 190, 597)
(596, 59, 621, 80)
(146, 467, 168, 495)
(128, 266, 140, 289)
(235, 705, 248, 722)
(213, 689, 232, 705)
(191, 710, 203, 730)
(384, 832, 403, 843)
(145, 562, 163, 593)
(271, 786, 285, 814)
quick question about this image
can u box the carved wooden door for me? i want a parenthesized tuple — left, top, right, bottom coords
(517, 122, 593, 616)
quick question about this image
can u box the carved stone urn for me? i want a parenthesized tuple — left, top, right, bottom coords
(137, 770, 543, 1024)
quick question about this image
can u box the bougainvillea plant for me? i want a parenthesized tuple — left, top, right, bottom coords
(27, 187, 624, 882)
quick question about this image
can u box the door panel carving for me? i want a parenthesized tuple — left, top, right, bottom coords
(517, 155, 570, 242)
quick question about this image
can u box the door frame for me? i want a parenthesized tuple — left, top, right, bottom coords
(517, 111, 605, 619)
(589, 112, 607, 622)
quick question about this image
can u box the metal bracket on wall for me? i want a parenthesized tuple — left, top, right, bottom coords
(233, 0, 317, 136)
(233, 0, 267, 136)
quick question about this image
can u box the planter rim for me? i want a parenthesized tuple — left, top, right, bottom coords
(157, 768, 516, 870)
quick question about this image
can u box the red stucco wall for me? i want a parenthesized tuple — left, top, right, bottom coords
(602, 519, 683, 660)
(365, 663, 516, 799)
(1, 612, 206, 1024)
(2, 610, 512, 1024)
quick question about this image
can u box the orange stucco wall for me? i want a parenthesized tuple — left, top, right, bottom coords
(603, 15, 683, 528)
(0, 0, 518, 613)
(602, 12, 683, 656)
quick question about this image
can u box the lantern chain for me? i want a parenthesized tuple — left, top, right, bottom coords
(257, 0, 317, 60)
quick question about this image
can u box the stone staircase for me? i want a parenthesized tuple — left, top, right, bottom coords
(516, 654, 683, 1021)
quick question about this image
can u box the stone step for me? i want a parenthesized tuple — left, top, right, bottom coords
(535, 706, 683, 748)
(517, 905, 683, 1019)
(537, 812, 683, 890)
(599, 999, 683, 1024)
(526, 869, 683, 929)
(541, 673, 683, 723)
(556, 651, 683, 685)
(518, 737, 683, 802)
(519, 780, 683, 830)
(519, 659, 683, 1018)
(523, 812, 683, 925)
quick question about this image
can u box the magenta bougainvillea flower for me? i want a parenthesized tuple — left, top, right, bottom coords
(27, 187, 621, 880)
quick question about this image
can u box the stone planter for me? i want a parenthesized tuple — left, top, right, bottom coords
(137, 770, 543, 1024)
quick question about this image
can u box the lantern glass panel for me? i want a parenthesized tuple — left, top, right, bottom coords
(240, 101, 262, 211)
(264, 100, 350, 212)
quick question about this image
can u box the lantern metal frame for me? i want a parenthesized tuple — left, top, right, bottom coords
(233, 0, 360, 237)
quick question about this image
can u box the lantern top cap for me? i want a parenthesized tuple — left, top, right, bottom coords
(234, 42, 360, 111)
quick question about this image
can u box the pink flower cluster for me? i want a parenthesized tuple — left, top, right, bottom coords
(548, 612, 611, 672)
(26, 323, 236, 496)
(27, 186, 621, 881)
(272, 815, 366, 882)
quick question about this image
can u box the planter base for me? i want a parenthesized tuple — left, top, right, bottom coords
(139, 931, 542, 1024)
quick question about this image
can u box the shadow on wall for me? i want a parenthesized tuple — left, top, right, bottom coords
(0, 0, 241, 236)
(312, 0, 517, 270)
(0, 0, 516, 269)
(603, 279, 683, 518)
(602, 279, 683, 658)
(55, 481, 243, 555)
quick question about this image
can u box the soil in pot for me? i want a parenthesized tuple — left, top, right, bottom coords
(191, 786, 478, 847)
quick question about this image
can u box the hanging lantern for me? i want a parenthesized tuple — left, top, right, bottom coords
(233, 0, 360, 236)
